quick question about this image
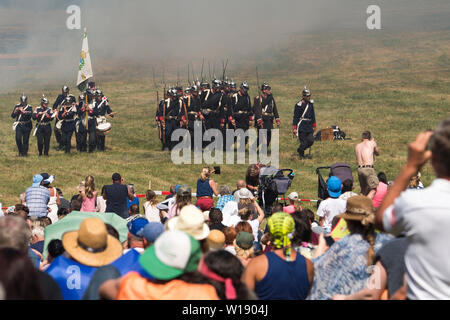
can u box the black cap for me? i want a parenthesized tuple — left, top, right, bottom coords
(112, 173, 121, 181)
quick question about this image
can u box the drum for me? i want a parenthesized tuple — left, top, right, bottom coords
(55, 120, 63, 131)
(97, 122, 112, 135)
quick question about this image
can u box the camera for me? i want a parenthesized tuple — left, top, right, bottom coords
(213, 166, 221, 175)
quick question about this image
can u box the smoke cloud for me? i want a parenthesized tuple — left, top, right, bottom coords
(0, 0, 449, 92)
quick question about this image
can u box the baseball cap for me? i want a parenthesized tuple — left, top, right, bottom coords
(174, 184, 181, 194)
(32, 174, 43, 187)
(127, 218, 149, 238)
(138, 230, 202, 280)
(112, 173, 121, 181)
(288, 192, 299, 200)
(143, 222, 164, 243)
(236, 231, 253, 250)
(327, 176, 342, 198)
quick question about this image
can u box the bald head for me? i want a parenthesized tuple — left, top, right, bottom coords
(237, 180, 246, 189)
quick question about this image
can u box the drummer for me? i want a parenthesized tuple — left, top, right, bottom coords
(94, 89, 115, 152)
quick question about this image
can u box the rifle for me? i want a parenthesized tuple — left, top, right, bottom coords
(222, 58, 228, 82)
(200, 58, 205, 83)
(152, 66, 158, 89)
(256, 66, 264, 129)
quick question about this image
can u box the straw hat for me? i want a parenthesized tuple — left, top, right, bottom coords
(167, 205, 210, 240)
(336, 195, 376, 226)
(62, 218, 123, 267)
(207, 230, 226, 250)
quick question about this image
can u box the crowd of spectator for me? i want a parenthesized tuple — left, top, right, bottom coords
(0, 118, 449, 300)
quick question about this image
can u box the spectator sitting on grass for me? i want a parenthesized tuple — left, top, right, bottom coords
(126, 204, 141, 223)
(216, 185, 235, 211)
(339, 179, 358, 201)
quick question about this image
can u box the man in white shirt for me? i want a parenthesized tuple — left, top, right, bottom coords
(376, 119, 450, 300)
(317, 176, 346, 233)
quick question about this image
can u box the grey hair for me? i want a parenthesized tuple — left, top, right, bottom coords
(219, 185, 232, 195)
(0, 216, 32, 253)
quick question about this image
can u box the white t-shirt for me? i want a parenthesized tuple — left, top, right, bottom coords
(316, 198, 347, 232)
(144, 202, 161, 223)
(382, 178, 450, 300)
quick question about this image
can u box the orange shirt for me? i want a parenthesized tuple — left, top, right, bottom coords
(117, 272, 219, 300)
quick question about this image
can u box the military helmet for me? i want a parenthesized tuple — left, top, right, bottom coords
(261, 82, 271, 91)
(200, 81, 210, 89)
(241, 81, 250, 91)
(212, 79, 222, 88)
(95, 89, 103, 97)
(184, 86, 192, 94)
(302, 87, 311, 97)
(20, 93, 28, 104)
(62, 85, 69, 94)
(167, 87, 178, 97)
(41, 95, 49, 105)
(88, 81, 96, 89)
(191, 84, 198, 92)
(229, 80, 236, 89)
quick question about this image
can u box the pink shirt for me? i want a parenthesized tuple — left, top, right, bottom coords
(81, 191, 97, 212)
(372, 182, 388, 208)
(283, 205, 296, 214)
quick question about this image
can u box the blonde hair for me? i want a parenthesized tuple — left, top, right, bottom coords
(200, 167, 211, 181)
(233, 239, 254, 259)
(408, 172, 421, 188)
(84, 175, 96, 199)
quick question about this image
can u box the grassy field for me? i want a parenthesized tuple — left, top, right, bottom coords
(0, 30, 449, 210)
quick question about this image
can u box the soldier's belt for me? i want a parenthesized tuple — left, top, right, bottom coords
(19, 120, 31, 124)
(64, 119, 75, 122)
(206, 108, 220, 113)
(88, 116, 95, 120)
(234, 111, 249, 115)
(165, 116, 178, 120)
(262, 112, 274, 117)
(38, 122, 51, 126)
(188, 111, 198, 115)
(299, 117, 311, 121)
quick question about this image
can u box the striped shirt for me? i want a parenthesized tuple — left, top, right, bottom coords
(25, 186, 50, 217)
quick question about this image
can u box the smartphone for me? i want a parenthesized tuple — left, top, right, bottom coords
(213, 166, 221, 174)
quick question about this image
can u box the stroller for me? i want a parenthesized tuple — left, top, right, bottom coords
(258, 166, 295, 215)
(315, 162, 353, 201)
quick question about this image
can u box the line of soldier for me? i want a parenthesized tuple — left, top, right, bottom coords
(11, 81, 115, 156)
(155, 79, 281, 151)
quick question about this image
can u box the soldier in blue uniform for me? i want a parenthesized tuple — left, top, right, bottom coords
(52, 86, 70, 151)
(292, 88, 316, 159)
(60, 96, 77, 154)
(230, 81, 253, 147)
(32, 96, 54, 156)
(156, 88, 182, 151)
(11, 94, 33, 157)
(254, 82, 280, 145)
(94, 89, 115, 152)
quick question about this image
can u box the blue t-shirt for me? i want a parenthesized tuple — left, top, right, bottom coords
(126, 196, 140, 210)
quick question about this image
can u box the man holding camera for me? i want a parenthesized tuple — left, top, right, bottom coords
(355, 130, 380, 199)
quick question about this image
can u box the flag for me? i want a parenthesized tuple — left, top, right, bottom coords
(76, 27, 93, 92)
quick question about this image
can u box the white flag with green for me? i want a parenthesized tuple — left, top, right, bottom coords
(76, 28, 93, 91)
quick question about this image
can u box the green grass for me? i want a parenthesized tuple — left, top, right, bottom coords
(0, 30, 449, 210)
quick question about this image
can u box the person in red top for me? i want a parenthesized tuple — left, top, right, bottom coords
(99, 230, 219, 300)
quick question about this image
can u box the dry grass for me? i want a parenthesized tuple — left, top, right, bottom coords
(0, 30, 449, 209)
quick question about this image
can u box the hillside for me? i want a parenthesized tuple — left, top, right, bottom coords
(0, 29, 449, 208)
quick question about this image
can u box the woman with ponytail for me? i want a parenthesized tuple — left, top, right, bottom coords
(242, 212, 314, 300)
(307, 195, 392, 300)
(79, 175, 98, 212)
